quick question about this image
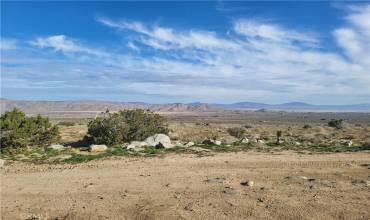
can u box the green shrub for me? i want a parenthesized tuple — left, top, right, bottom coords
(328, 119, 343, 129)
(87, 109, 169, 145)
(303, 124, 312, 129)
(227, 127, 246, 139)
(0, 108, 60, 151)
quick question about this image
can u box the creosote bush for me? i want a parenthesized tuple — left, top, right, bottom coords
(328, 119, 344, 129)
(87, 109, 169, 145)
(227, 127, 246, 139)
(0, 108, 60, 151)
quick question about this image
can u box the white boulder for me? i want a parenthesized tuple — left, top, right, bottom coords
(89, 144, 108, 152)
(145, 134, 173, 148)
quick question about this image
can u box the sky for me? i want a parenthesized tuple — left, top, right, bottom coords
(1, 1, 370, 104)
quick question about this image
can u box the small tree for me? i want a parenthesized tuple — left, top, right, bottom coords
(328, 119, 343, 129)
(87, 109, 169, 145)
(0, 108, 60, 151)
(227, 127, 246, 139)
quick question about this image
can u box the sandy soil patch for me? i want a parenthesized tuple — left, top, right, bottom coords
(1, 151, 370, 219)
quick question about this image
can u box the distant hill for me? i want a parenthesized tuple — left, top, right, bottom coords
(1, 98, 369, 114)
(220, 101, 370, 112)
(0, 99, 216, 114)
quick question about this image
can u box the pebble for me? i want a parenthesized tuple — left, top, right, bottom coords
(241, 180, 254, 187)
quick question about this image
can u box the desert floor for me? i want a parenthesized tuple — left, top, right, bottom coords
(1, 151, 370, 220)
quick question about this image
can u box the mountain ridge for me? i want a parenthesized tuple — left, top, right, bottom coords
(1, 98, 370, 113)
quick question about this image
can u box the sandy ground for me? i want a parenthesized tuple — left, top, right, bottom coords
(1, 151, 370, 220)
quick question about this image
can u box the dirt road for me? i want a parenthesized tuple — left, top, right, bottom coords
(1, 151, 370, 219)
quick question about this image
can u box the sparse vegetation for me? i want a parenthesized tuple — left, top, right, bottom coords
(0, 108, 60, 152)
(86, 109, 169, 145)
(227, 127, 246, 139)
(328, 119, 344, 129)
(57, 121, 75, 126)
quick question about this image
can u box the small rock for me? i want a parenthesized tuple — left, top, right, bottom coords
(47, 144, 66, 151)
(173, 141, 185, 148)
(223, 186, 239, 195)
(174, 192, 181, 199)
(241, 138, 249, 144)
(184, 203, 193, 211)
(202, 139, 222, 145)
(48, 154, 72, 162)
(89, 144, 108, 152)
(340, 139, 353, 147)
(127, 141, 147, 150)
(185, 141, 195, 147)
(0, 159, 5, 168)
(241, 180, 254, 187)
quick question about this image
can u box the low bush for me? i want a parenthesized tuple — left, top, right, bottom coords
(87, 109, 169, 145)
(0, 108, 60, 151)
(227, 127, 246, 139)
(328, 119, 343, 129)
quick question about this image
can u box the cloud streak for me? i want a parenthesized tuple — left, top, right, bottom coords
(2, 4, 370, 104)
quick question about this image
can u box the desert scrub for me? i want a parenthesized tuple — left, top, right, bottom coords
(328, 119, 344, 129)
(86, 109, 169, 145)
(227, 127, 246, 139)
(0, 108, 60, 152)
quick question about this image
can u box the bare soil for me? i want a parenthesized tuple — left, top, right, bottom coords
(2, 151, 370, 220)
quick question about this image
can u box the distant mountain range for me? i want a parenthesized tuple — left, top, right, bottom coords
(1, 98, 370, 113)
(215, 101, 370, 111)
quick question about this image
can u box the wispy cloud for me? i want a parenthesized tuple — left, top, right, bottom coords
(0, 38, 17, 50)
(97, 17, 240, 51)
(333, 4, 370, 67)
(31, 35, 111, 58)
(234, 20, 319, 47)
(2, 5, 370, 104)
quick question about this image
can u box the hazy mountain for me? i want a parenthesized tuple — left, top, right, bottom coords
(0, 99, 216, 114)
(1, 98, 369, 114)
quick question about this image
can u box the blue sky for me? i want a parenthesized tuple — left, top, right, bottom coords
(1, 1, 369, 104)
